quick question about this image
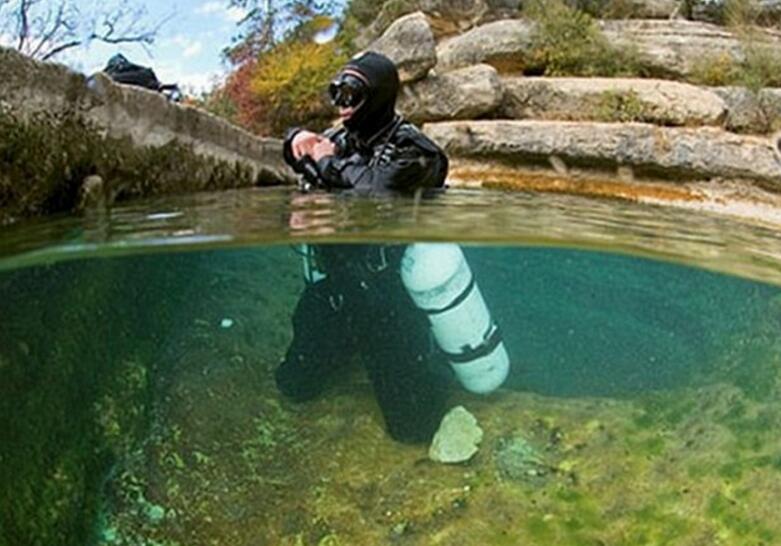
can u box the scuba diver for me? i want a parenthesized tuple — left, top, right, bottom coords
(283, 50, 448, 194)
(276, 51, 451, 443)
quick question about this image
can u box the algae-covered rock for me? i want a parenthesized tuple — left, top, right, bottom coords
(429, 405, 484, 463)
(494, 434, 550, 484)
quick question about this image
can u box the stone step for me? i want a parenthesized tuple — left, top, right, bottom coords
(357, 1, 781, 49)
(423, 119, 781, 188)
(500, 77, 728, 126)
(436, 18, 781, 78)
(398, 66, 781, 135)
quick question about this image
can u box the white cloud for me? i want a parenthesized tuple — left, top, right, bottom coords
(195, 1, 223, 15)
(183, 41, 203, 58)
(225, 6, 248, 23)
(166, 35, 205, 60)
(196, 1, 247, 23)
(0, 32, 16, 48)
(155, 62, 226, 94)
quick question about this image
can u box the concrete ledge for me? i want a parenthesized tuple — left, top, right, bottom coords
(0, 46, 294, 191)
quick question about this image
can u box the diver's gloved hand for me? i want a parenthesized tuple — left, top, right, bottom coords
(311, 139, 337, 162)
(296, 156, 324, 192)
(291, 130, 323, 160)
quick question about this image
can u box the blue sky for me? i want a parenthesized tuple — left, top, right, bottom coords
(60, 0, 251, 94)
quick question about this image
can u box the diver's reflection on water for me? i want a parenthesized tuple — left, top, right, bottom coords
(288, 192, 339, 236)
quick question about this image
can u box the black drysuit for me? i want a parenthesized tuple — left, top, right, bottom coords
(276, 52, 451, 443)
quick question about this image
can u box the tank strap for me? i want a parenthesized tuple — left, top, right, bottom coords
(444, 323, 503, 365)
(426, 277, 476, 316)
(365, 245, 389, 273)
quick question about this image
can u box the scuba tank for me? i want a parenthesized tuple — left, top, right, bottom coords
(298, 244, 327, 284)
(401, 243, 510, 394)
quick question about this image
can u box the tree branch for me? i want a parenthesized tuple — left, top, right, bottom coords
(17, 0, 32, 51)
(7, 0, 168, 61)
(40, 38, 80, 60)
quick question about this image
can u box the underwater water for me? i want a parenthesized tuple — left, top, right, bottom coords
(1, 186, 781, 546)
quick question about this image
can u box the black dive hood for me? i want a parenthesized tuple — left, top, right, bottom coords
(340, 51, 400, 143)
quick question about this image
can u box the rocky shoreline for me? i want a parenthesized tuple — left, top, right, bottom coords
(369, 8, 781, 192)
(3, 1, 781, 220)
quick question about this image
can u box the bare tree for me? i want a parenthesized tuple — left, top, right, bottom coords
(0, 0, 169, 61)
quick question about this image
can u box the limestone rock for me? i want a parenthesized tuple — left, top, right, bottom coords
(626, 0, 682, 18)
(436, 18, 781, 79)
(762, 89, 781, 132)
(501, 77, 727, 126)
(421, 0, 523, 35)
(429, 406, 484, 464)
(423, 119, 781, 188)
(354, 0, 522, 48)
(567, 0, 682, 18)
(599, 19, 781, 79)
(714, 86, 781, 134)
(436, 19, 535, 73)
(398, 64, 503, 123)
(714, 87, 768, 133)
(370, 12, 437, 83)
(688, 0, 781, 25)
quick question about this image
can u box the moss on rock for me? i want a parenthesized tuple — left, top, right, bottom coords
(0, 110, 257, 225)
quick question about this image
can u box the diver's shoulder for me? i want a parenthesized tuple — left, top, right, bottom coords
(393, 120, 444, 155)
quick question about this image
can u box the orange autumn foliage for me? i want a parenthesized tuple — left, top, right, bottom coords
(219, 13, 349, 137)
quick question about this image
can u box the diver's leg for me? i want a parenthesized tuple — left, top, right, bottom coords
(363, 295, 450, 443)
(275, 282, 348, 401)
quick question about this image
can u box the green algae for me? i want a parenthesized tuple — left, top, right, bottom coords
(633, 392, 696, 430)
(0, 253, 228, 546)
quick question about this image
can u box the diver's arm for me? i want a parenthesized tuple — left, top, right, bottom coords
(283, 128, 303, 172)
(284, 128, 331, 174)
(316, 144, 445, 192)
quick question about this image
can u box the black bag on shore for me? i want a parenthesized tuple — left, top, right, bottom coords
(103, 54, 182, 101)
(103, 53, 161, 91)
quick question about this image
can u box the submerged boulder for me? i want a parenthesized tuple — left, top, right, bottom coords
(429, 406, 484, 464)
(398, 64, 503, 123)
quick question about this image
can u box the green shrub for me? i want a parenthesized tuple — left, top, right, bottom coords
(344, 0, 415, 27)
(689, 51, 743, 86)
(565, 0, 640, 18)
(689, 0, 781, 90)
(593, 90, 653, 122)
(524, 0, 648, 77)
(737, 36, 781, 90)
(688, 35, 781, 91)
